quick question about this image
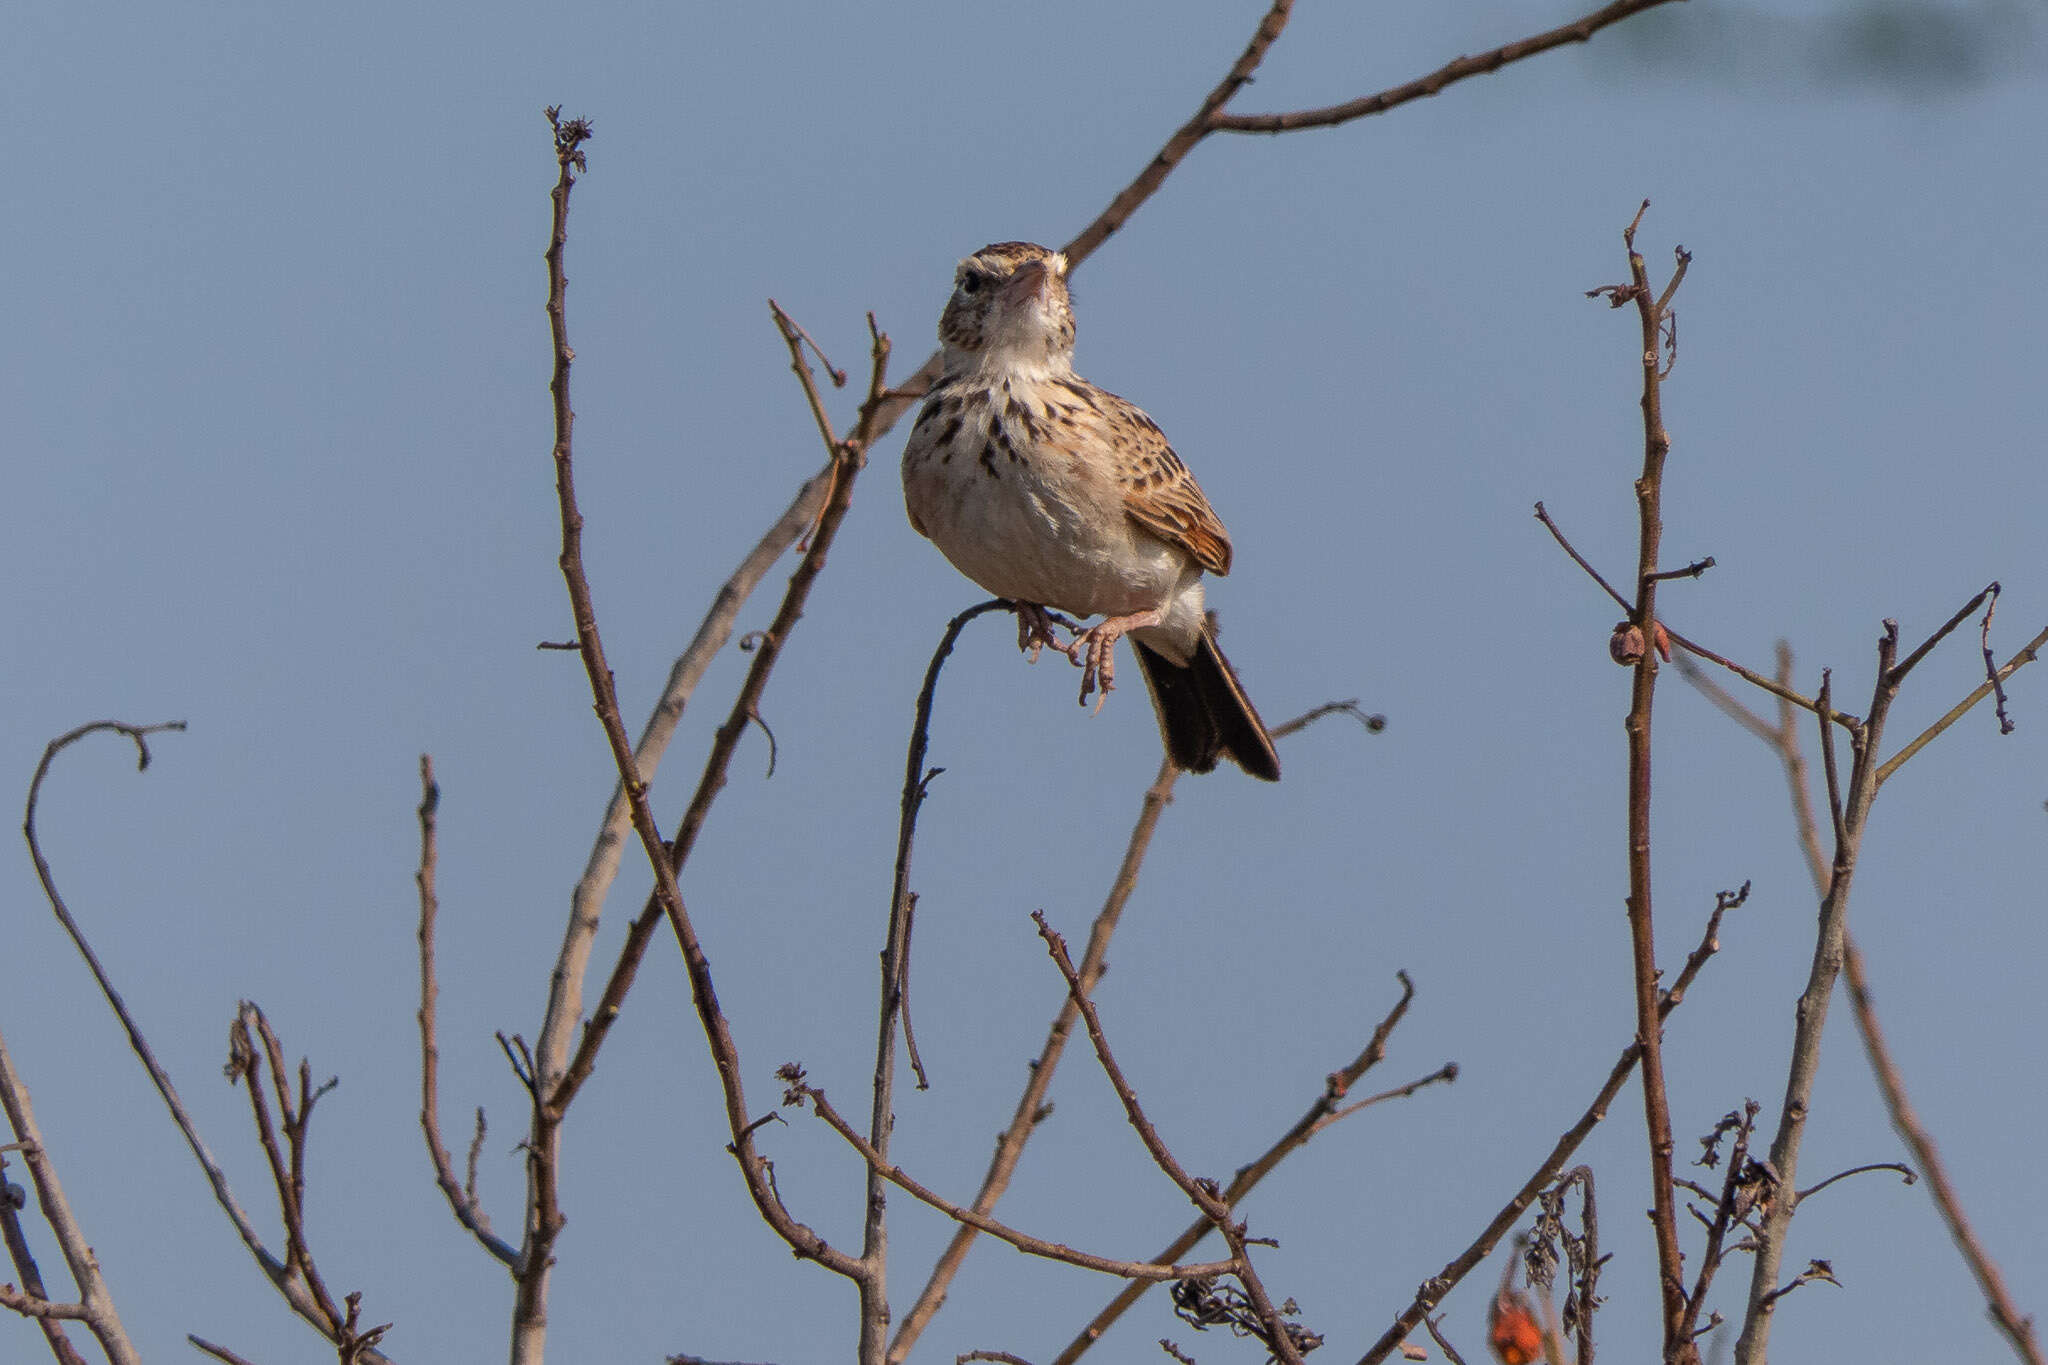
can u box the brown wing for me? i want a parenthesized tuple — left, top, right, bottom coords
(1093, 390, 1233, 576)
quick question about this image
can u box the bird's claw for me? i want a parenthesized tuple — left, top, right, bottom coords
(1013, 603, 1083, 666)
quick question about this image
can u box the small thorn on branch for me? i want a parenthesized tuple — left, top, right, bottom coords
(745, 704, 779, 778)
(544, 106, 593, 170)
(1585, 282, 1645, 308)
(1760, 1258, 1841, 1306)
(1646, 556, 1714, 583)
(1979, 582, 2016, 735)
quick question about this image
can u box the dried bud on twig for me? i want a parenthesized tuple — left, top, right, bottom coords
(1609, 619, 1672, 666)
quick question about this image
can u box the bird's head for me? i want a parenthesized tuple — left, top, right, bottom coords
(937, 241, 1075, 377)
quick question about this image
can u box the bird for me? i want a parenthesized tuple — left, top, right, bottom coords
(900, 241, 1280, 781)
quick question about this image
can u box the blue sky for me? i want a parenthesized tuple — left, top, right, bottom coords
(6, 3, 2044, 1363)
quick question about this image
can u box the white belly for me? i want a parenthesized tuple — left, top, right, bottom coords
(902, 390, 1207, 655)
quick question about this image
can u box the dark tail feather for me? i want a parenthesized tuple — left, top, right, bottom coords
(1132, 630, 1281, 781)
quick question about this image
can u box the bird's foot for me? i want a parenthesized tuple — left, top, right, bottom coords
(1011, 602, 1083, 666)
(1071, 609, 1166, 713)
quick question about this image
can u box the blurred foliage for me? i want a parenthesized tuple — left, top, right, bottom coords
(1604, 0, 2037, 95)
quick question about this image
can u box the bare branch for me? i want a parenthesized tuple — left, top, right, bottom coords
(1875, 623, 2047, 787)
(1794, 1162, 1915, 1203)
(1735, 620, 1901, 1365)
(1420, 1314, 1471, 1365)
(1610, 205, 1692, 1362)
(1842, 943, 2043, 1365)
(527, 116, 880, 1365)
(1688, 641, 2043, 1364)
(24, 719, 371, 1362)
(895, 751, 1182, 1363)
(531, 455, 835, 1131)
(414, 757, 516, 1266)
(860, 597, 1013, 1363)
(1817, 672, 1846, 848)
(1059, 0, 1297, 267)
(1886, 583, 1995, 686)
(1758, 1259, 1840, 1308)
(1208, 0, 1685, 133)
(187, 1335, 263, 1365)
(783, 1076, 1238, 1284)
(0, 1150, 94, 1364)
(1532, 501, 1631, 614)
(1536, 504, 1858, 727)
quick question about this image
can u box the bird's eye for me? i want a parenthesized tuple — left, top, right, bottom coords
(960, 273, 982, 294)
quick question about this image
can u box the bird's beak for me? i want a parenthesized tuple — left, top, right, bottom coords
(1001, 258, 1053, 306)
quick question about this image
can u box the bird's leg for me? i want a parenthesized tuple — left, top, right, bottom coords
(1071, 609, 1166, 712)
(1010, 602, 1083, 665)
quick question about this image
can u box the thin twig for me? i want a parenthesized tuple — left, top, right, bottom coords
(1817, 673, 1846, 849)
(1735, 621, 1900, 1364)
(225, 1004, 347, 1336)
(894, 753, 1183, 1363)
(414, 757, 516, 1266)
(542, 460, 836, 1110)
(1059, 0, 1297, 267)
(1875, 624, 2047, 787)
(24, 720, 371, 1361)
(1793, 1162, 1915, 1203)
(1979, 586, 2016, 733)
(1421, 1315, 1471, 1365)
(784, 1077, 1237, 1283)
(861, 598, 1009, 1363)
(531, 456, 834, 1143)
(1688, 637, 2040, 1362)
(1886, 584, 1994, 686)
(1610, 205, 1692, 1363)
(1842, 947, 2042, 1365)
(1308, 1062, 1460, 1137)
(0, 1055, 114, 1365)
(1208, 0, 1684, 133)
(1535, 503, 1859, 728)
(0, 1151, 93, 1365)
(530, 115, 876, 1365)
(1533, 502, 1631, 613)
(1674, 1102, 1759, 1349)
(187, 1337, 262, 1365)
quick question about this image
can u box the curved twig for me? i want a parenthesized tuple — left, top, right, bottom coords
(23, 720, 382, 1361)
